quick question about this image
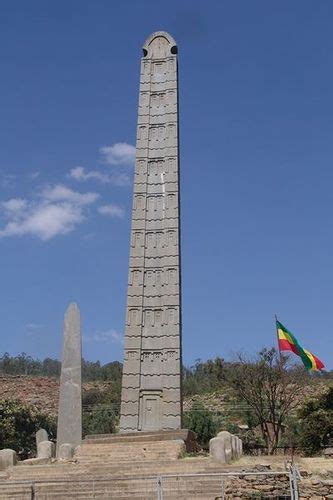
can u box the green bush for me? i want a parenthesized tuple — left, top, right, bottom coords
(0, 399, 56, 459)
(298, 387, 333, 456)
(183, 403, 216, 449)
(82, 406, 118, 436)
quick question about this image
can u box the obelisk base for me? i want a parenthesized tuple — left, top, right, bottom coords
(83, 429, 197, 453)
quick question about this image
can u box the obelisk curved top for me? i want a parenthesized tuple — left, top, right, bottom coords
(142, 31, 177, 58)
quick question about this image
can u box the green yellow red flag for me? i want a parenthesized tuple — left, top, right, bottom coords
(276, 320, 324, 371)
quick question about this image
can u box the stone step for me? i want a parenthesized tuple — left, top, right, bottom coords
(84, 429, 195, 447)
(7, 459, 227, 479)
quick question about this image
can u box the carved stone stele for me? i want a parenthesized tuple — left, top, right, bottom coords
(56, 303, 82, 457)
(120, 31, 182, 432)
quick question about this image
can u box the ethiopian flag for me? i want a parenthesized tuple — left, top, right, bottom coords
(276, 320, 324, 371)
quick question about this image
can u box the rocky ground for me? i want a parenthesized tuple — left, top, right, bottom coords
(0, 375, 116, 418)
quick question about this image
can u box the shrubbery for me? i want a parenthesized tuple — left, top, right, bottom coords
(183, 402, 216, 449)
(0, 400, 56, 459)
(298, 387, 333, 456)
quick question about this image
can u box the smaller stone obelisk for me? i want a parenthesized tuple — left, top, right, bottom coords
(56, 303, 82, 458)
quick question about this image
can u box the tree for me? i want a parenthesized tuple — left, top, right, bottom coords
(0, 400, 56, 459)
(83, 406, 117, 436)
(227, 348, 307, 454)
(298, 387, 333, 456)
(183, 402, 216, 449)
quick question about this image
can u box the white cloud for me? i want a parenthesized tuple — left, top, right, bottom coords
(0, 185, 99, 241)
(84, 329, 123, 344)
(0, 202, 83, 240)
(98, 204, 125, 218)
(69, 166, 110, 184)
(42, 184, 99, 205)
(100, 142, 135, 166)
(2, 198, 27, 212)
(68, 166, 131, 187)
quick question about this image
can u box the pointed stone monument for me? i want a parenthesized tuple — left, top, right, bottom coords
(120, 31, 182, 432)
(56, 303, 82, 457)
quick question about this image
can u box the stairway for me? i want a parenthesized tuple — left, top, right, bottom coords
(0, 436, 290, 499)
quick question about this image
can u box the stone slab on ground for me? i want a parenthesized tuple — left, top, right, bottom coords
(37, 441, 55, 459)
(84, 429, 197, 452)
(0, 450, 17, 470)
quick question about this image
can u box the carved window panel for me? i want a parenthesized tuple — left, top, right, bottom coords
(128, 308, 140, 326)
(168, 58, 175, 71)
(167, 90, 176, 103)
(158, 160, 165, 174)
(136, 159, 146, 175)
(141, 350, 163, 363)
(139, 92, 149, 106)
(156, 232, 164, 248)
(164, 350, 177, 361)
(167, 230, 177, 246)
(167, 193, 176, 209)
(155, 309, 163, 326)
(148, 160, 158, 176)
(125, 350, 139, 361)
(144, 309, 154, 327)
(130, 269, 141, 286)
(155, 270, 163, 285)
(152, 60, 166, 77)
(149, 125, 165, 142)
(166, 157, 177, 174)
(145, 270, 155, 287)
(167, 124, 176, 139)
(166, 307, 177, 325)
(138, 125, 147, 140)
(151, 92, 165, 109)
(134, 195, 144, 210)
(157, 196, 164, 211)
(167, 268, 177, 284)
(132, 231, 143, 248)
(147, 196, 155, 213)
(146, 232, 156, 249)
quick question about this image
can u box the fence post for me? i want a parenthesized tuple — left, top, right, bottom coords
(221, 476, 225, 500)
(292, 465, 300, 500)
(31, 482, 35, 500)
(157, 475, 163, 500)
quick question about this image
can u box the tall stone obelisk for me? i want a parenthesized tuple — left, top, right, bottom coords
(56, 303, 82, 456)
(120, 32, 182, 432)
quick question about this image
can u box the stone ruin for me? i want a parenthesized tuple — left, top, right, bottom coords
(209, 430, 243, 464)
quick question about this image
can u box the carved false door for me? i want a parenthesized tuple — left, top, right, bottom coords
(139, 391, 162, 431)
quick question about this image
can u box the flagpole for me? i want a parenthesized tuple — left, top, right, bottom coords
(275, 314, 283, 365)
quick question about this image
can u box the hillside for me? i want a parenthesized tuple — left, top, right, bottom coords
(1, 374, 330, 418)
(0, 375, 118, 418)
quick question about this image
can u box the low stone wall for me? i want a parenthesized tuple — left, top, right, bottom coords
(219, 474, 332, 498)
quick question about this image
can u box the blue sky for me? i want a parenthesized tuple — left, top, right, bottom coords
(0, 1, 332, 369)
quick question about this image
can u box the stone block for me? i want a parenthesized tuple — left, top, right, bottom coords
(216, 431, 232, 463)
(37, 440, 55, 459)
(231, 434, 238, 459)
(58, 443, 74, 460)
(0, 449, 17, 470)
(36, 429, 48, 448)
(209, 437, 226, 463)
